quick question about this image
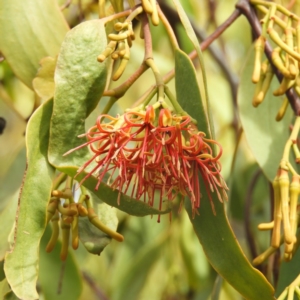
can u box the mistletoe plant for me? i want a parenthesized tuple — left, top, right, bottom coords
(2, 0, 300, 299)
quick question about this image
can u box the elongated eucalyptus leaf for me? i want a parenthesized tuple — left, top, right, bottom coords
(0, 0, 69, 88)
(238, 49, 293, 182)
(175, 49, 210, 136)
(172, 0, 213, 136)
(4, 100, 55, 300)
(39, 226, 82, 300)
(175, 48, 275, 299)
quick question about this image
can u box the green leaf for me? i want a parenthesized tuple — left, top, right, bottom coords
(175, 49, 210, 136)
(0, 261, 4, 282)
(48, 19, 107, 169)
(3, 291, 19, 300)
(238, 48, 293, 182)
(78, 192, 118, 255)
(0, 0, 69, 88)
(0, 279, 11, 299)
(172, 0, 213, 136)
(4, 100, 55, 300)
(0, 192, 18, 260)
(33, 57, 57, 102)
(275, 246, 300, 297)
(78, 217, 112, 255)
(175, 47, 275, 299)
(185, 200, 274, 300)
(39, 226, 82, 300)
(0, 148, 26, 212)
(0, 96, 26, 189)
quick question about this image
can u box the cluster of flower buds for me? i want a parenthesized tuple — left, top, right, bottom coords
(254, 117, 300, 265)
(97, 17, 135, 81)
(250, 1, 300, 120)
(97, 1, 159, 81)
(141, 0, 159, 26)
(66, 103, 228, 217)
(46, 188, 123, 260)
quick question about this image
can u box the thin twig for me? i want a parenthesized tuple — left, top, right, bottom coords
(143, 13, 153, 60)
(57, 260, 66, 295)
(82, 271, 109, 300)
(133, 8, 242, 109)
(159, 1, 240, 104)
(60, 0, 72, 11)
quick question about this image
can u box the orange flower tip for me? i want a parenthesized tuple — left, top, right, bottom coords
(296, 158, 300, 164)
(97, 55, 106, 62)
(60, 253, 68, 261)
(45, 244, 54, 253)
(114, 233, 124, 242)
(72, 240, 79, 250)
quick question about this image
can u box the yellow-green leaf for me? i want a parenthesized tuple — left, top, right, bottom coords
(4, 100, 55, 300)
(48, 19, 107, 169)
(0, 0, 69, 88)
(33, 57, 57, 102)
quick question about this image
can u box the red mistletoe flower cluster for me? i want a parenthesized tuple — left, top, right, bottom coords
(67, 105, 227, 215)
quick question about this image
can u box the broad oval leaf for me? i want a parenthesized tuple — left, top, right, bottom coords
(48, 19, 107, 169)
(0, 0, 69, 88)
(4, 100, 55, 300)
(175, 48, 275, 299)
(238, 48, 293, 182)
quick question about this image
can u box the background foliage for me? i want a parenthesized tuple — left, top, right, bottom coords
(0, 0, 298, 299)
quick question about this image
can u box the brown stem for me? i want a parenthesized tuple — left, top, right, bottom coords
(103, 63, 148, 98)
(133, 8, 242, 108)
(236, 0, 300, 115)
(142, 13, 153, 60)
(82, 271, 109, 300)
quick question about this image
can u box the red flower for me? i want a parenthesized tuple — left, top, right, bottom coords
(65, 106, 227, 216)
